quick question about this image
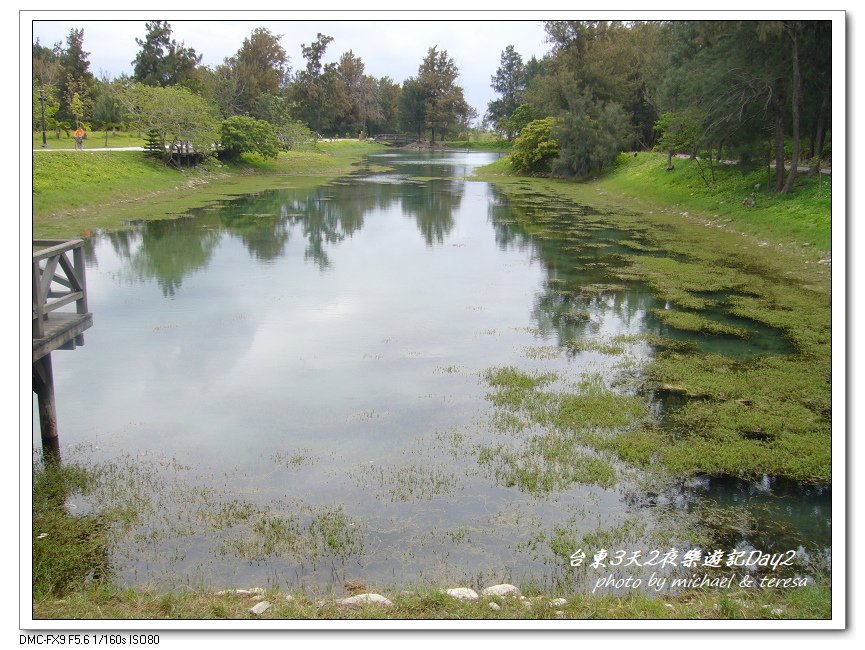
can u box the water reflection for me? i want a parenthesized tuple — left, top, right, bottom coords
(106, 221, 221, 297)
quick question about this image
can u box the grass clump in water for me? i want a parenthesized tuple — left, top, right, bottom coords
(479, 368, 649, 493)
(364, 464, 457, 502)
(477, 435, 617, 494)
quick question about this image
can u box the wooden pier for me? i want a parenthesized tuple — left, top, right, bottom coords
(32, 238, 92, 459)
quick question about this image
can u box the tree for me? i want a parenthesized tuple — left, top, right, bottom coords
(225, 28, 290, 117)
(399, 77, 426, 140)
(132, 21, 202, 88)
(63, 75, 92, 128)
(416, 46, 468, 142)
(291, 33, 334, 133)
(92, 90, 122, 146)
(341, 52, 383, 134)
(369, 77, 401, 134)
(252, 93, 315, 150)
(220, 116, 281, 159)
(653, 108, 704, 171)
(486, 45, 526, 140)
(508, 104, 544, 138)
(552, 90, 630, 178)
(123, 84, 219, 166)
(56, 29, 94, 129)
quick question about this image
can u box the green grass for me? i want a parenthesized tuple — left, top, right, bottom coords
(33, 462, 111, 598)
(33, 130, 147, 150)
(32, 141, 386, 238)
(601, 153, 831, 249)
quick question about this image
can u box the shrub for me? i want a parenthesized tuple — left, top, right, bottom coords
(510, 117, 562, 174)
(220, 115, 281, 160)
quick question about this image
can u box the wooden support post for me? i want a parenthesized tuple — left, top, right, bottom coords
(33, 353, 61, 462)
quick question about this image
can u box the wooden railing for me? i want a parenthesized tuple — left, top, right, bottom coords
(373, 134, 419, 146)
(32, 239, 88, 340)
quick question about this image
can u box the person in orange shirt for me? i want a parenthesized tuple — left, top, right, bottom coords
(74, 126, 85, 150)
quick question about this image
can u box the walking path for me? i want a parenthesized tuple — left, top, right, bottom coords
(33, 146, 145, 152)
(673, 153, 831, 175)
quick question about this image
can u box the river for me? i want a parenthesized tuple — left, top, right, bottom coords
(34, 150, 830, 593)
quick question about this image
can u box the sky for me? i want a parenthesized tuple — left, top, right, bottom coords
(30, 18, 553, 122)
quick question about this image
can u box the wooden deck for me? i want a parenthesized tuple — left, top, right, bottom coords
(33, 238, 94, 458)
(32, 238, 93, 361)
(32, 311, 93, 362)
(373, 134, 419, 147)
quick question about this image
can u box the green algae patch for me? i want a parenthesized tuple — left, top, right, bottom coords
(651, 308, 752, 339)
(478, 165, 831, 484)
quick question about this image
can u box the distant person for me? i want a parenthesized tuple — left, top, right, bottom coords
(74, 126, 85, 150)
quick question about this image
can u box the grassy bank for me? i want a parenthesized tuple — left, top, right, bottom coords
(474, 153, 831, 483)
(32, 141, 385, 239)
(32, 580, 830, 620)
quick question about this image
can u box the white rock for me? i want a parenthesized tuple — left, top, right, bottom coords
(249, 601, 271, 616)
(771, 608, 784, 616)
(548, 598, 568, 607)
(481, 584, 521, 598)
(446, 587, 479, 601)
(216, 588, 263, 596)
(338, 593, 393, 607)
(489, 602, 501, 611)
(555, 610, 565, 619)
(284, 594, 295, 603)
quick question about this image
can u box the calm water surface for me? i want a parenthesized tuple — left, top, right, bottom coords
(35, 151, 829, 591)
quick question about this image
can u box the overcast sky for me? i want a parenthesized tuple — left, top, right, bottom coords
(31, 19, 553, 121)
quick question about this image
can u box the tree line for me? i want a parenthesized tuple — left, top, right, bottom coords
(484, 20, 831, 192)
(33, 19, 832, 191)
(32, 22, 475, 164)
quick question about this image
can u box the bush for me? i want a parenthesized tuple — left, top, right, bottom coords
(276, 121, 316, 151)
(510, 117, 562, 174)
(220, 116, 281, 160)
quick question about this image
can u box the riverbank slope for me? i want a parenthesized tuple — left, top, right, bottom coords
(32, 141, 386, 239)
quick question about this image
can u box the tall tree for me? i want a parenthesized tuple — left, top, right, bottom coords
(416, 46, 468, 142)
(399, 77, 426, 140)
(335, 50, 380, 134)
(291, 33, 334, 133)
(132, 21, 202, 88)
(56, 29, 94, 128)
(226, 28, 289, 117)
(370, 76, 402, 134)
(486, 45, 526, 140)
